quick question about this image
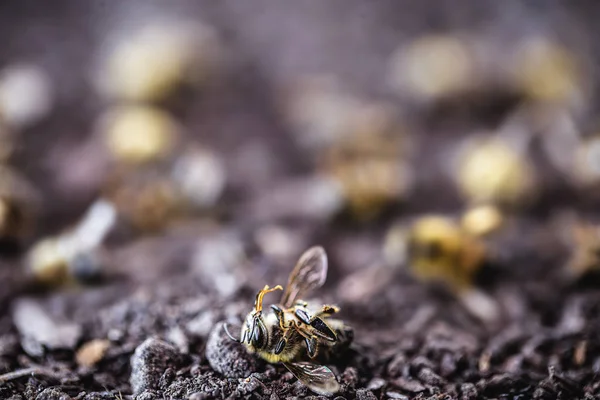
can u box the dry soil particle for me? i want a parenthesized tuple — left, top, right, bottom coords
(129, 337, 184, 397)
(205, 321, 262, 379)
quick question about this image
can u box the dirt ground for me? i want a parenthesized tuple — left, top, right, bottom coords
(2, 1, 600, 399)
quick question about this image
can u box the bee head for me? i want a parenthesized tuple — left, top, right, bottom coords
(237, 284, 282, 350)
(241, 311, 268, 349)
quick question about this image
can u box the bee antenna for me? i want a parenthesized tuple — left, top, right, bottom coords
(254, 285, 283, 313)
(223, 323, 240, 343)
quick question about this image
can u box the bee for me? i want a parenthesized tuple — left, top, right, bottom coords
(402, 215, 487, 291)
(320, 103, 411, 221)
(392, 215, 501, 323)
(27, 199, 117, 286)
(225, 246, 351, 395)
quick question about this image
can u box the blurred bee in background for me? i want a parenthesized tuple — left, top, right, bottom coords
(387, 33, 482, 106)
(454, 133, 537, 208)
(280, 76, 413, 222)
(99, 104, 226, 233)
(103, 167, 183, 233)
(320, 104, 412, 221)
(26, 199, 117, 286)
(387, 31, 587, 115)
(96, 21, 222, 103)
(510, 35, 585, 111)
(94, 21, 227, 234)
(101, 104, 181, 167)
(385, 209, 504, 323)
(403, 215, 486, 291)
(225, 246, 352, 395)
(102, 146, 227, 234)
(336, 205, 505, 307)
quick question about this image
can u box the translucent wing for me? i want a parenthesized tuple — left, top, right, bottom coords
(283, 361, 340, 395)
(280, 246, 328, 308)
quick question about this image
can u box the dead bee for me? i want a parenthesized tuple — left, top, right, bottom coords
(391, 214, 501, 323)
(320, 105, 412, 221)
(225, 246, 351, 395)
(404, 215, 486, 291)
(26, 199, 117, 286)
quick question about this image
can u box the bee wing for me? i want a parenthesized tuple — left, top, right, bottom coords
(280, 246, 328, 308)
(283, 361, 340, 395)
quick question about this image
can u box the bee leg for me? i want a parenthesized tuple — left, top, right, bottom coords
(271, 305, 286, 329)
(294, 306, 338, 342)
(275, 322, 297, 355)
(275, 337, 286, 354)
(305, 336, 318, 358)
(223, 323, 240, 343)
(295, 308, 312, 325)
(309, 317, 337, 342)
(319, 305, 340, 316)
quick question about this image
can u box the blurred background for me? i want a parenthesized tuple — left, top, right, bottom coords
(3, 0, 600, 398)
(2, 0, 599, 229)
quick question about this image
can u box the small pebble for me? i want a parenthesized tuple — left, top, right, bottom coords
(130, 337, 182, 396)
(392, 377, 426, 393)
(12, 298, 81, 356)
(76, 339, 111, 367)
(166, 326, 189, 354)
(171, 147, 226, 209)
(135, 391, 158, 400)
(417, 367, 447, 386)
(283, 76, 361, 151)
(367, 377, 386, 391)
(191, 233, 247, 298)
(82, 393, 116, 400)
(248, 175, 345, 223)
(186, 311, 216, 338)
(254, 224, 306, 263)
(356, 389, 377, 400)
(388, 34, 475, 102)
(460, 382, 478, 400)
(385, 392, 409, 400)
(236, 375, 262, 395)
(456, 136, 534, 205)
(206, 321, 260, 379)
(461, 205, 504, 237)
(101, 104, 179, 165)
(341, 366, 358, 387)
(189, 393, 210, 400)
(0, 63, 53, 129)
(34, 388, 71, 400)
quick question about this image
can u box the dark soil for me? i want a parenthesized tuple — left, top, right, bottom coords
(2, 1, 600, 399)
